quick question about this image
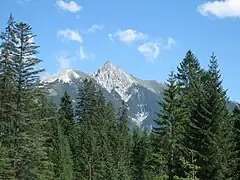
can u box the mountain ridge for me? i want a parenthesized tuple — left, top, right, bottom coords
(43, 61, 237, 129)
(43, 61, 164, 129)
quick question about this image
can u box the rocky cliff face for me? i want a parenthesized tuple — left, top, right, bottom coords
(42, 61, 165, 130)
(42, 61, 236, 130)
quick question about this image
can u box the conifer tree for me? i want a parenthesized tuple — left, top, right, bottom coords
(176, 50, 202, 98)
(73, 79, 97, 179)
(0, 142, 15, 179)
(232, 103, 240, 179)
(131, 127, 149, 180)
(56, 126, 73, 180)
(0, 16, 54, 179)
(0, 14, 17, 179)
(46, 92, 74, 180)
(152, 71, 186, 179)
(59, 91, 75, 136)
(115, 100, 132, 179)
(74, 79, 113, 179)
(185, 54, 233, 179)
(11, 20, 49, 179)
(33, 95, 57, 180)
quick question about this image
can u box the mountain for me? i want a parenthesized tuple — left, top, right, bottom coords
(42, 61, 165, 130)
(42, 61, 237, 130)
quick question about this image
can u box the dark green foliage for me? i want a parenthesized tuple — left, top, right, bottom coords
(48, 91, 75, 180)
(1, 15, 239, 179)
(183, 53, 234, 179)
(74, 79, 118, 179)
(0, 15, 54, 179)
(0, 14, 17, 179)
(0, 142, 15, 179)
(131, 128, 150, 180)
(152, 71, 187, 179)
(232, 104, 240, 179)
(33, 96, 56, 180)
(115, 100, 132, 179)
(59, 91, 75, 136)
(56, 126, 73, 180)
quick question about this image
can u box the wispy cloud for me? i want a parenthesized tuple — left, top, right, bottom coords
(164, 38, 176, 50)
(109, 29, 148, 45)
(198, 0, 240, 18)
(58, 29, 83, 43)
(138, 42, 161, 62)
(41, 52, 72, 80)
(78, 46, 94, 60)
(88, 24, 104, 33)
(57, 53, 72, 70)
(56, 0, 82, 13)
(17, 0, 30, 4)
(138, 38, 176, 62)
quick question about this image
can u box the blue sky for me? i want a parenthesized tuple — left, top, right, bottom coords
(1, 0, 240, 101)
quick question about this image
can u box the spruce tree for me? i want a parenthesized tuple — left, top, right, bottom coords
(59, 91, 74, 136)
(56, 126, 73, 180)
(152, 71, 186, 179)
(0, 16, 54, 179)
(33, 96, 57, 180)
(131, 127, 149, 180)
(0, 14, 17, 179)
(54, 91, 74, 180)
(232, 103, 240, 179)
(11, 21, 49, 179)
(0, 142, 15, 179)
(74, 79, 113, 179)
(116, 100, 132, 180)
(185, 54, 233, 179)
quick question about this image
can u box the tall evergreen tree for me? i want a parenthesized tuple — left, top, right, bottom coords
(185, 53, 233, 179)
(232, 103, 240, 179)
(152, 71, 187, 179)
(33, 96, 57, 180)
(0, 16, 54, 179)
(56, 126, 73, 180)
(0, 142, 15, 179)
(54, 91, 74, 180)
(74, 79, 114, 179)
(115, 100, 132, 180)
(131, 127, 149, 180)
(0, 14, 17, 179)
(176, 50, 202, 97)
(11, 20, 49, 179)
(59, 91, 75, 136)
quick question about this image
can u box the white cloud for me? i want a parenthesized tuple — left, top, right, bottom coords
(88, 24, 104, 33)
(17, 0, 30, 4)
(198, 0, 240, 18)
(138, 42, 161, 62)
(109, 29, 148, 45)
(138, 38, 176, 62)
(40, 53, 72, 80)
(56, 0, 82, 13)
(78, 46, 94, 60)
(58, 29, 83, 43)
(57, 54, 71, 70)
(165, 38, 176, 50)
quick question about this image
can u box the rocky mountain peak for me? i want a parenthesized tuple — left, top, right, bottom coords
(93, 61, 138, 102)
(44, 69, 80, 84)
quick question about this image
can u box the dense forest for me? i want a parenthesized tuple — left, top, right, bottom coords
(0, 16, 240, 180)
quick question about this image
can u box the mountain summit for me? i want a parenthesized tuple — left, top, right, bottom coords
(93, 61, 137, 102)
(44, 69, 80, 84)
(43, 61, 165, 129)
